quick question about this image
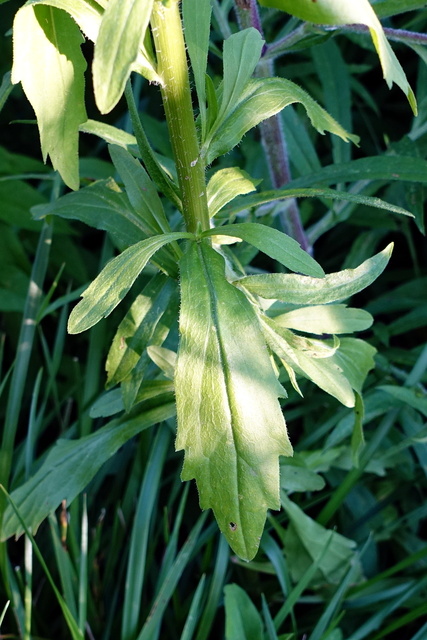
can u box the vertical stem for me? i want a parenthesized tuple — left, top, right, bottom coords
(151, 0, 210, 234)
(234, 0, 312, 253)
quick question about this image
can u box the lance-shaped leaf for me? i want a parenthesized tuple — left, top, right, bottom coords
(237, 243, 393, 303)
(202, 223, 324, 278)
(68, 232, 192, 334)
(93, 0, 155, 113)
(1, 401, 176, 541)
(258, 0, 417, 114)
(274, 304, 373, 335)
(12, 4, 87, 189)
(175, 242, 292, 561)
(16, 0, 103, 42)
(207, 168, 261, 218)
(202, 77, 358, 164)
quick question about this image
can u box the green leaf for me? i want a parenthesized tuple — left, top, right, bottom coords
(281, 494, 359, 584)
(260, 317, 356, 407)
(285, 155, 427, 189)
(206, 168, 261, 218)
(12, 5, 87, 189)
(147, 345, 176, 380)
(105, 273, 176, 387)
(19, 0, 103, 41)
(238, 243, 393, 303)
(175, 242, 292, 561)
(32, 178, 146, 247)
(219, 28, 264, 124)
(93, 0, 154, 113)
(273, 305, 373, 335)
(68, 232, 192, 334)
(0, 401, 176, 541)
(202, 223, 324, 277)
(182, 0, 212, 138)
(258, 0, 417, 114)
(108, 145, 171, 234)
(221, 186, 413, 220)
(280, 459, 326, 493)
(372, 0, 427, 19)
(224, 584, 264, 640)
(378, 386, 427, 417)
(202, 77, 359, 164)
(0, 180, 45, 230)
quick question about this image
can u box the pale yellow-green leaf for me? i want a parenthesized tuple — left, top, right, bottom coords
(93, 0, 155, 113)
(12, 5, 87, 189)
(259, 0, 417, 115)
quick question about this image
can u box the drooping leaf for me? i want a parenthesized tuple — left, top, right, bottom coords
(220, 186, 413, 220)
(258, 0, 417, 114)
(273, 305, 373, 335)
(32, 178, 146, 247)
(261, 317, 356, 407)
(68, 232, 192, 334)
(93, 0, 155, 113)
(202, 223, 324, 277)
(12, 4, 87, 189)
(206, 167, 261, 217)
(175, 242, 292, 561)
(202, 77, 359, 164)
(238, 243, 393, 303)
(1, 402, 176, 541)
(182, 0, 212, 138)
(224, 584, 264, 640)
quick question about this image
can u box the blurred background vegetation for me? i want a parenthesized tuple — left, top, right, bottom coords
(1, 1, 427, 638)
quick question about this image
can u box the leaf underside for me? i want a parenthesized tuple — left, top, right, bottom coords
(175, 242, 292, 561)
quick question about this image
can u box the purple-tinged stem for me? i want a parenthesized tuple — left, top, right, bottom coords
(234, 0, 312, 253)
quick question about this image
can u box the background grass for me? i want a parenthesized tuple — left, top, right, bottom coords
(1, 1, 427, 638)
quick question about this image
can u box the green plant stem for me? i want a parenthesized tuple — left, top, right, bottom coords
(151, 0, 210, 234)
(234, 0, 312, 253)
(124, 80, 182, 212)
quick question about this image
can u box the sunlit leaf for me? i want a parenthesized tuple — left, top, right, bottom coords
(258, 0, 417, 114)
(12, 5, 87, 189)
(68, 232, 192, 334)
(175, 242, 292, 561)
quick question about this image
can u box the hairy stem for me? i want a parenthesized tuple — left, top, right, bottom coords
(151, 0, 210, 234)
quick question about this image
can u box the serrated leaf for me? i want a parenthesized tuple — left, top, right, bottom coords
(238, 243, 393, 302)
(182, 0, 212, 138)
(93, 0, 155, 113)
(258, 0, 417, 114)
(1, 401, 176, 541)
(207, 168, 261, 217)
(202, 77, 358, 164)
(175, 242, 292, 561)
(12, 5, 87, 189)
(68, 232, 191, 334)
(274, 305, 373, 334)
(202, 223, 324, 277)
